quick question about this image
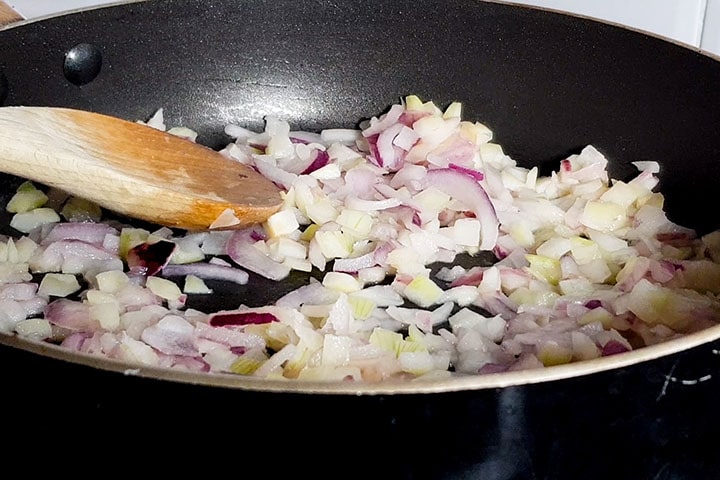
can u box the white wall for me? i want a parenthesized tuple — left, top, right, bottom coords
(503, 0, 708, 48)
(501, 0, 720, 57)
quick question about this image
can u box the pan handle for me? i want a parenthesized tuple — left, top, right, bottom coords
(0, 1, 23, 26)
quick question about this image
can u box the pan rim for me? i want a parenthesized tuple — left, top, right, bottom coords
(1, 0, 718, 65)
(3, 322, 720, 395)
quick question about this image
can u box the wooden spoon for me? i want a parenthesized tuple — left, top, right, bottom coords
(0, 106, 283, 230)
(0, 1, 22, 26)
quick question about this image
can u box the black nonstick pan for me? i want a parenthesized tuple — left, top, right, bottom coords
(2, 1, 720, 478)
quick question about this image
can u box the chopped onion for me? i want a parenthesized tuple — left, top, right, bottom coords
(2, 94, 719, 384)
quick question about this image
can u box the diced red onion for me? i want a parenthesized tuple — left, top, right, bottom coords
(208, 311, 279, 327)
(275, 282, 340, 309)
(252, 158, 297, 190)
(4, 96, 719, 383)
(44, 299, 97, 331)
(423, 168, 499, 250)
(373, 123, 406, 172)
(393, 125, 420, 151)
(127, 240, 176, 276)
(341, 167, 382, 200)
(60, 332, 93, 351)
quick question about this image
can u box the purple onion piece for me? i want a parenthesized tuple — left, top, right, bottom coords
(601, 340, 630, 356)
(127, 240, 177, 276)
(209, 311, 279, 327)
(301, 149, 330, 174)
(448, 163, 484, 181)
(585, 299, 602, 309)
(366, 134, 382, 167)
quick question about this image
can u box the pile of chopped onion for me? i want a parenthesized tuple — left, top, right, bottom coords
(2, 95, 720, 382)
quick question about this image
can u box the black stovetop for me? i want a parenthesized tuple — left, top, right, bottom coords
(3, 337, 719, 479)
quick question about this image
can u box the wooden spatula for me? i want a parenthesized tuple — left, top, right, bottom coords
(0, 106, 283, 230)
(0, 1, 22, 26)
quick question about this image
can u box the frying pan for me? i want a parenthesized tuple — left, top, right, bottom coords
(2, 1, 720, 478)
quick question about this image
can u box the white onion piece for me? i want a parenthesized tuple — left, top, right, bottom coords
(332, 251, 377, 272)
(40, 222, 118, 247)
(275, 281, 339, 309)
(362, 103, 405, 137)
(162, 262, 249, 285)
(393, 125, 420, 151)
(195, 322, 265, 349)
(320, 128, 361, 145)
(140, 315, 198, 356)
(0, 282, 38, 300)
(344, 196, 402, 212)
(30, 240, 123, 277)
(226, 228, 291, 281)
(252, 159, 297, 190)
